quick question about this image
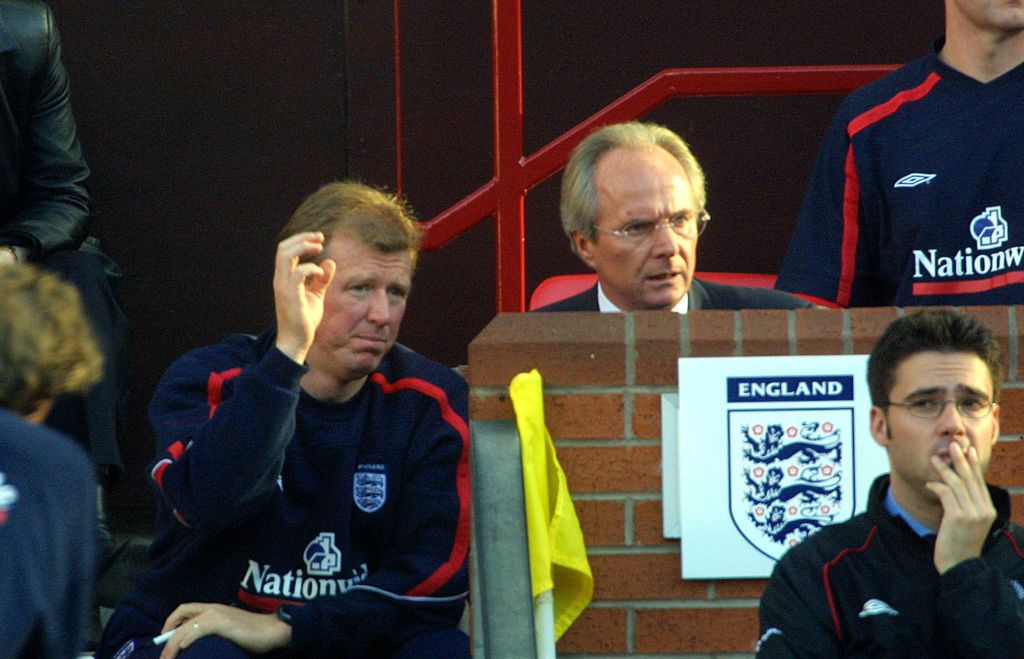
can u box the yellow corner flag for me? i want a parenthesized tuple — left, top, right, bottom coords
(510, 369, 594, 642)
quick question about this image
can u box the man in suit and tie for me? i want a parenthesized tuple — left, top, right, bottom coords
(535, 121, 809, 312)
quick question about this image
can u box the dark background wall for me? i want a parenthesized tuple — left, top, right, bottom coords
(46, 1, 943, 511)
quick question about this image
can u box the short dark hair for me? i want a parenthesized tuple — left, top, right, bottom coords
(867, 309, 1003, 405)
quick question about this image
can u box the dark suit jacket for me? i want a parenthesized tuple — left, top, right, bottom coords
(533, 278, 812, 312)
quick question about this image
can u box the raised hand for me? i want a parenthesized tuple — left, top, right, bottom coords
(926, 442, 996, 573)
(273, 232, 336, 365)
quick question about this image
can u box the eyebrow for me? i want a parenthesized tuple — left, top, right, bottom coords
(626, 210, 694, 223)
(903, 384, 990, 399)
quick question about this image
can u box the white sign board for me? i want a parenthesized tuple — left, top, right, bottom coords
(673, 355, 887, 579)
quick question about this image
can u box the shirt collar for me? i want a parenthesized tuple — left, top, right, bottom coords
(883, 485, 934, 537)
(596, 282, 688, 313)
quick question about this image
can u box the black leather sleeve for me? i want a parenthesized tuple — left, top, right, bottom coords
(0, 1, 90, 259)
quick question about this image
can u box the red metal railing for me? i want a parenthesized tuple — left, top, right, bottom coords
(396, 1, 897, 312)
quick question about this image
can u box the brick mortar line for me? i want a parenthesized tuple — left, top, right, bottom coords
(624, 498, 635, 545)
(587, 546, 680, 555)
(842, 309, 852, 355)
(553, 438, 662, 447)
(680, 311, 691, 358)
(788, 308, 798, 356)
(573, 492, 662, 501)
(625, 313, 636, 439)
(626, 607, 637, 653)
(586, 599, 761, 609)
(1010, 306, 1019, 382)
(470, 385, 678, 395)
(733, 310, 743, 356)
(625, 313, 636, 386)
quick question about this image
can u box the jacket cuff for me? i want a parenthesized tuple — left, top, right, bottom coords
(254, 345, 309, 391)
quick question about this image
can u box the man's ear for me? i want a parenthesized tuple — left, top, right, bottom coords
(573, 232, 596, 268)
(870, 406, 890, 449)
(989, 402, 1001, 447)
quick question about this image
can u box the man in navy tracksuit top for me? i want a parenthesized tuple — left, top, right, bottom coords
(775, 2, 1024, 307)
(98, 182, 470, 658)
(758, 310, 1024, 657)
(0, 263, 105, 658)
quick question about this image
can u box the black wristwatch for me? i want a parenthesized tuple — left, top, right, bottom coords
(275, 606, 294, 624)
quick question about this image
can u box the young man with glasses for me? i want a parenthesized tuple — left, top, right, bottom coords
(535, 121, 809, 312)
(757, 309, 1024, 657)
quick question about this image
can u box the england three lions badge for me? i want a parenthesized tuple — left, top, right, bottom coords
(728, 408, 855, 560)
(354, 465, 387, 513)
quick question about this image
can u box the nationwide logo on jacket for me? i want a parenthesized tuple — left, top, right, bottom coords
(912, 206, 1024, 296)
(240, 532, 369, 602)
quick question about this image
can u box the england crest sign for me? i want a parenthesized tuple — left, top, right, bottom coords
(674, 355, 887, 579)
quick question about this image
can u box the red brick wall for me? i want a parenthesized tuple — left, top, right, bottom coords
(468, 307, 1024, 656)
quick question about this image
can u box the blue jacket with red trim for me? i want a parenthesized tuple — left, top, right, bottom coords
(757, 475, 1024, 657)
(0, 408, 96, 659)
(776, 43, 1024, 307)
(114, 329, 469, 656)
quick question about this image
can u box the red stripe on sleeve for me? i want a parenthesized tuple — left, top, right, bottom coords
(835, 72, 942, 307)
(369, 373, 471, 598)
(912, 269, 1024, 296)
(837, 145, 861, 307)
(151, 440, 187, 489)
(151, 459, 171, 488)
(847, 73, 941, 138)
(1003, 530, 1024, 559)
(823, 525, 878, 644)
(207, 367, 243, 418)
(166, 440, 186, 460)
(237, 589, 305, 613)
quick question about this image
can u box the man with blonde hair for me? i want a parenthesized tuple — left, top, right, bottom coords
(100, 181, 470, 659)
(537, 121, 808, 312)
(0, 262, 103, 657)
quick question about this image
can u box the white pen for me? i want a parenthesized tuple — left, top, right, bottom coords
(149, 629, 177, 647)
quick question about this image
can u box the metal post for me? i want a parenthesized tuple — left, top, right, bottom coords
(469, 419, 537, 657)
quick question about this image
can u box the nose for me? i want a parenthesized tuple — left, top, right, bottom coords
(649, 222, 681, 257)
(935, 399, 968, 435)
(366, 290, 390, 325)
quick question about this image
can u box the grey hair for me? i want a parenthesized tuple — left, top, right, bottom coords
(559, 121, 706, 252)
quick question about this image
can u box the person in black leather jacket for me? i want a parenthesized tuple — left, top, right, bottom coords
(0, 0, 134, 599)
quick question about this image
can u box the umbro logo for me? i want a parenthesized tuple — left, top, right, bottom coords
(755, 627, 783, 651)
(894, 173, 937, 188)
(858, 598, 899, 618)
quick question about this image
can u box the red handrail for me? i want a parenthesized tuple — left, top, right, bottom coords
(405, 0, 898, 312)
